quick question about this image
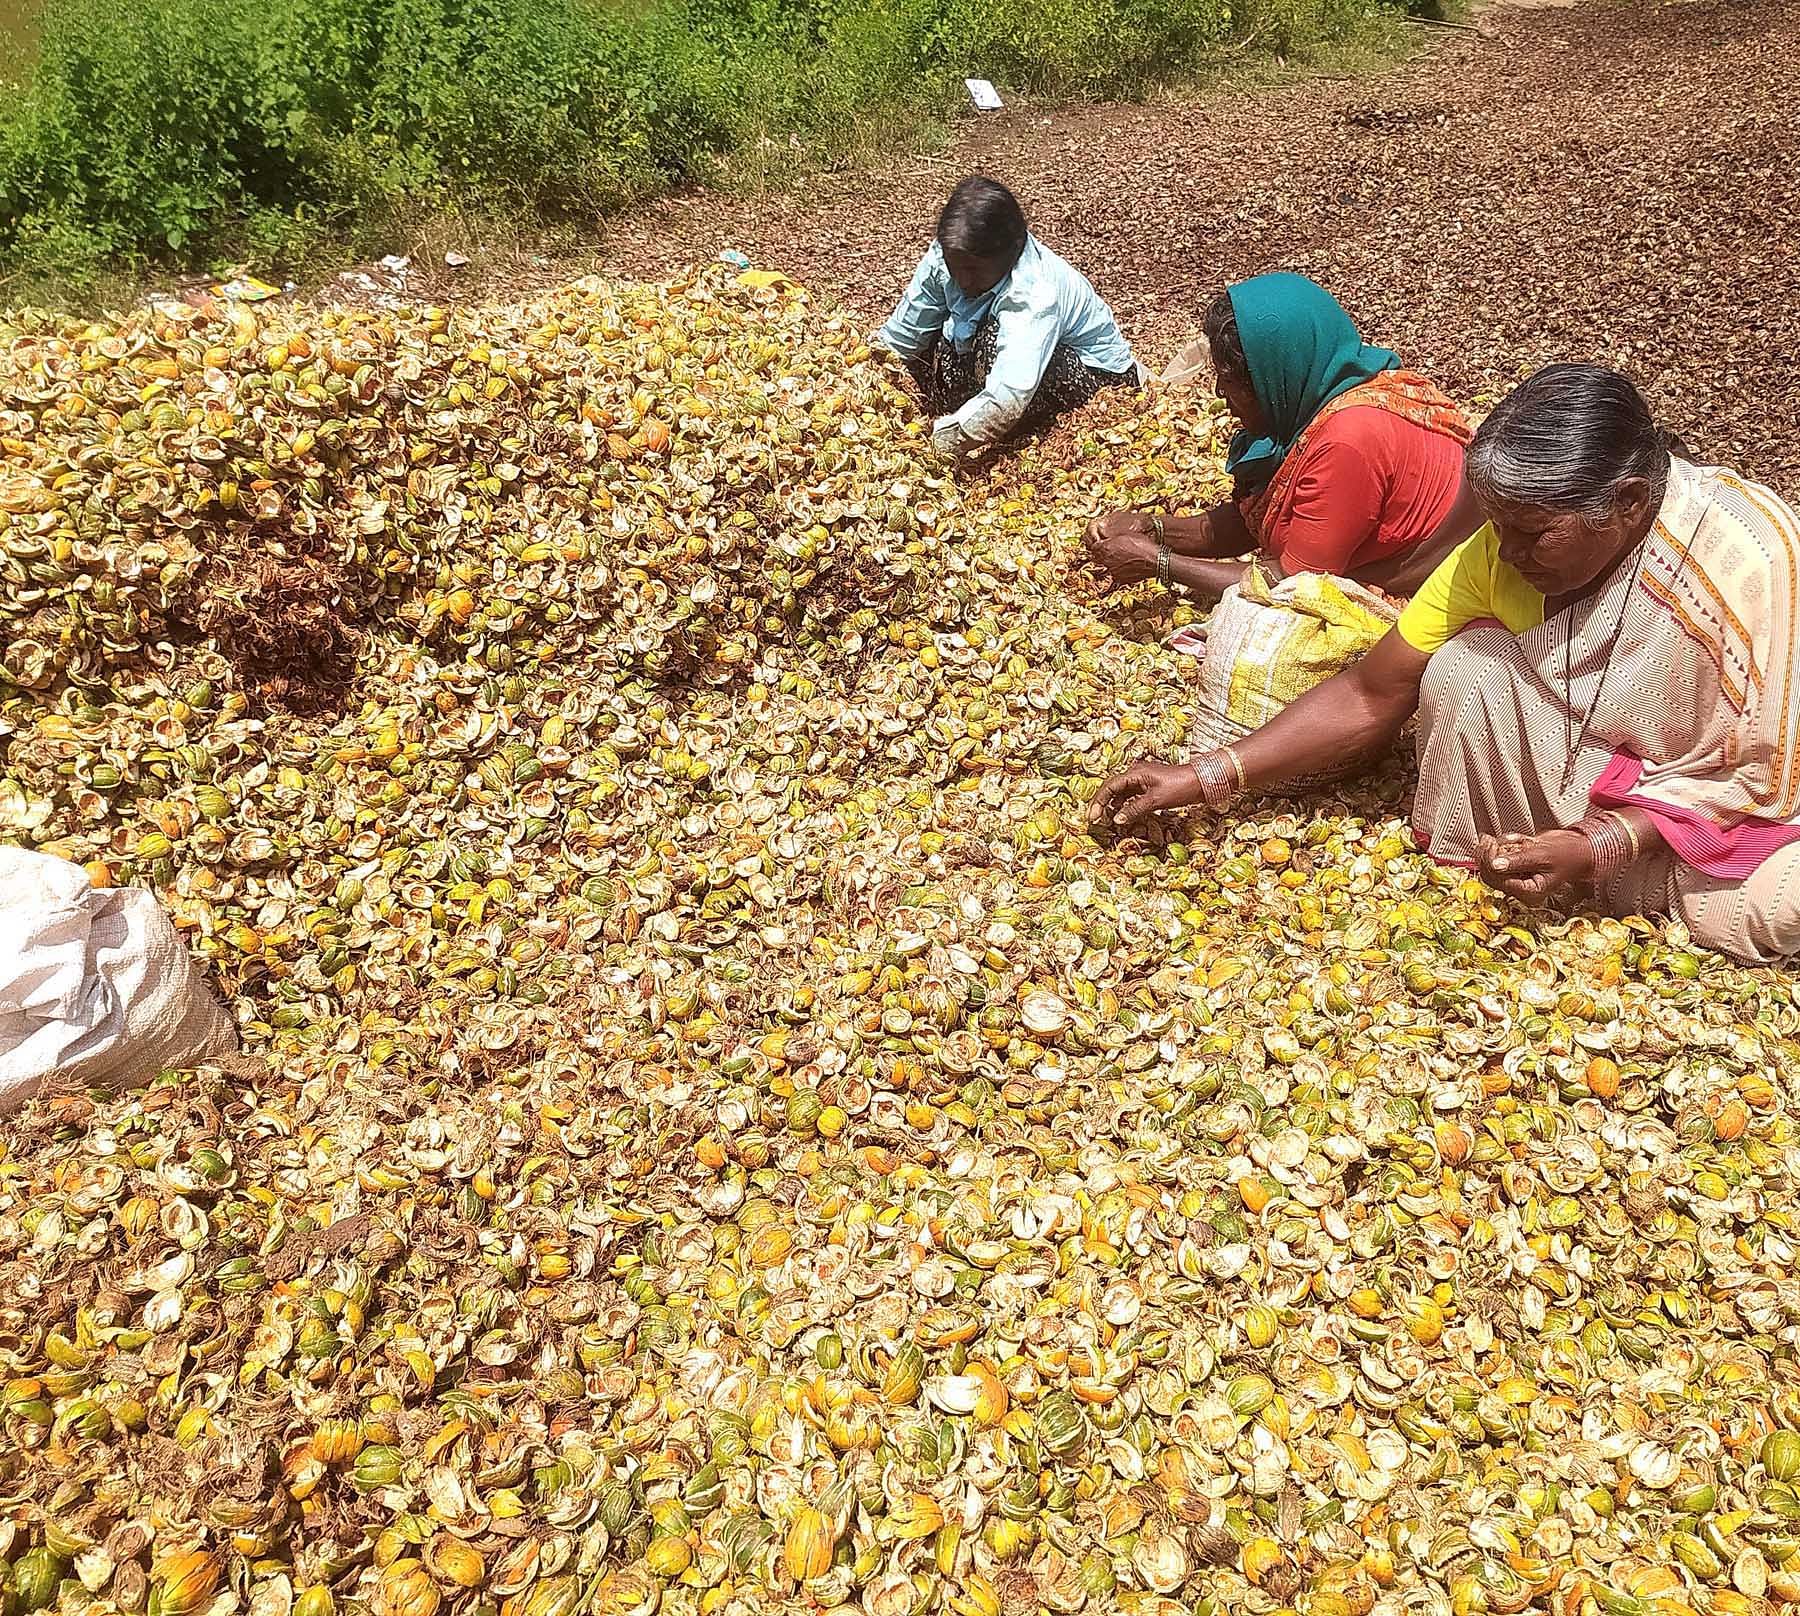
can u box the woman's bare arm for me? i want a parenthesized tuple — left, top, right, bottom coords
(1084, 503, 1257, 591)
(1238, 628, 1429, 786)
(1161, 501, 1254, 559)
(1166, 556, 1251, 598)
(1091, 628, 1432, 830)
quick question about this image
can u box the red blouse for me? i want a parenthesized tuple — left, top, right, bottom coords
(1262, 405, 1466, 578)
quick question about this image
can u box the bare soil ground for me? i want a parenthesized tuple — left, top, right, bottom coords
(599, 0, 1800, 487)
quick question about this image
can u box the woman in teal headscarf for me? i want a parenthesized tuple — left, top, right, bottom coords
(1083, 273, 1479, 764)
(1084, 273, 1474, 599)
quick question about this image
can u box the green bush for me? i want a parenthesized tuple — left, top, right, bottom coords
(0, 0, 1415, 282)
(0, 0, 747, 274)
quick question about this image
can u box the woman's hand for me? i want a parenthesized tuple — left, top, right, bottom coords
(1089, 761, 1201, 833)
(929, 422, 969, 463)
(1476, 829, 1595, 905)
(1083, 512, 1159, 588)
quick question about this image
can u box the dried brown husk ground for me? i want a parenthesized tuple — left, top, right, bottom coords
(603, 0, 1800, 489)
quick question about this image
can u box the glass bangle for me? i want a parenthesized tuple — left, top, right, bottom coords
(1577, 812, 1637, 884)
(1189, 750, 1241, 808)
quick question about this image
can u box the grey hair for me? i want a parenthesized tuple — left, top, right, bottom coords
(1202, 290, 1249, 390)
(1465, 363, 1675, 526)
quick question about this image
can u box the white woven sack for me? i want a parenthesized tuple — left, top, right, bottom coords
(1174, 573, 1400, 757)
(0, 847, 238, 1114)
(1174, 582, 1288, 754)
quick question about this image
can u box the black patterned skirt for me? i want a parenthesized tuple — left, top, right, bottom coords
(905, 317, 1137, 441)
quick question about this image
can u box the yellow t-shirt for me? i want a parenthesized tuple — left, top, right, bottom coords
(1396, 522, 1547, 655)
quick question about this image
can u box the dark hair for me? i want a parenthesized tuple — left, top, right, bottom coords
(1466, 363, 1678, 524)
(1203, 290, 1250, 390)
(936, 177, 1028, 266)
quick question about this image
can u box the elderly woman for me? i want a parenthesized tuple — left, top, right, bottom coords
(878, 176, 1140, 463)
(1091, 363, 1800, 964)
(1084, 273, 1476, 600)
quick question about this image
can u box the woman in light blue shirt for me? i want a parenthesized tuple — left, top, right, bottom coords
(877, 177, 1140, 462)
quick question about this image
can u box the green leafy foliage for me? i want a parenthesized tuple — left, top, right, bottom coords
(0, 0, 1417, 280)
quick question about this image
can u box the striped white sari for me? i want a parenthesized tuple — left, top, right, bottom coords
(1413, 456, 1800, 964)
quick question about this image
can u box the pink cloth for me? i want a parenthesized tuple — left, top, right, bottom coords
(1592, 751, 1800, 879)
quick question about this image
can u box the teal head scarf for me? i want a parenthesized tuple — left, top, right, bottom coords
(1222, 272, 1399, 488)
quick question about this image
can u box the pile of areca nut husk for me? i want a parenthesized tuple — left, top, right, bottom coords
(4, 265, 1800, 1616)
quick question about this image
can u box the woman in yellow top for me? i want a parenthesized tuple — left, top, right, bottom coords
(1090, 363, 1800, 965)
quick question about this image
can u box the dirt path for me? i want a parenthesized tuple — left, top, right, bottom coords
(601, 0, 1800, 486)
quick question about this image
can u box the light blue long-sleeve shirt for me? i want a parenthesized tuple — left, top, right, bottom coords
(877, 236, 1137, 446)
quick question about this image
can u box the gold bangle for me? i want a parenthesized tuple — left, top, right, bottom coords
(1221, 745, 1246, 794)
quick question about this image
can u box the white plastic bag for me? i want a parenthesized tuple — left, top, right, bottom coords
(1157, 336, 1213, 390)
(0, 847, 239, 1114)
